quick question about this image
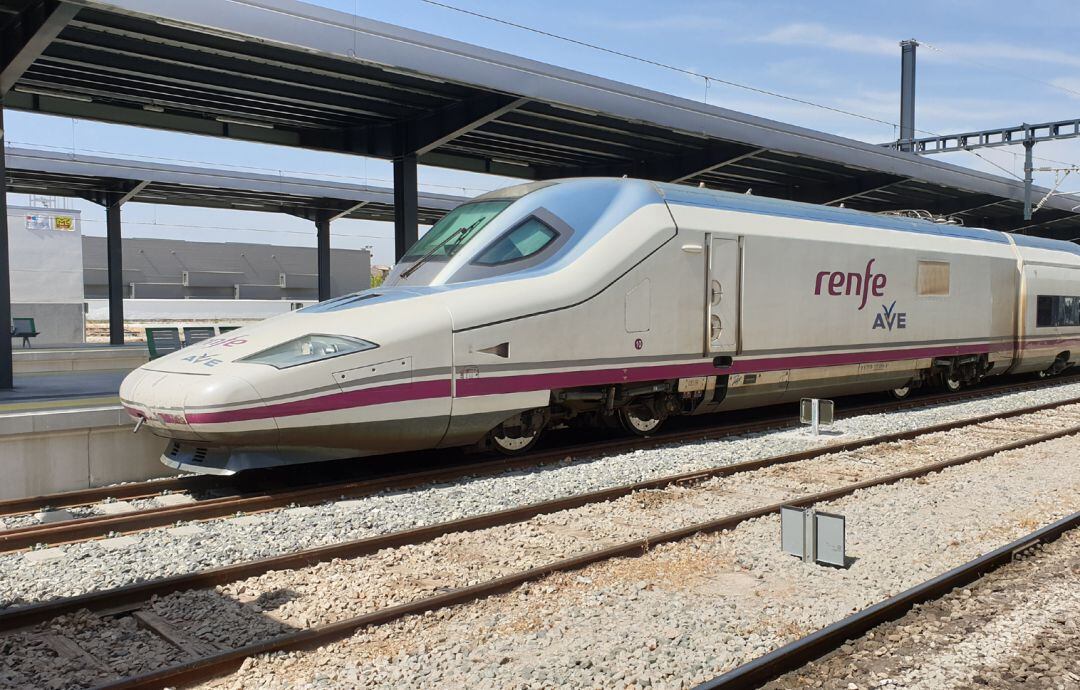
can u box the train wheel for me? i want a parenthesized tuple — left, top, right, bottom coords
(488, 413, 543, 455)
(618, 405, 666, 436)
(890, 384, 912, 400)
(490, 430, 541, 454)
(942, 375, 962, 392)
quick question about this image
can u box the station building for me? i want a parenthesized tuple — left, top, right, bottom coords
(6, 204, 371, 345)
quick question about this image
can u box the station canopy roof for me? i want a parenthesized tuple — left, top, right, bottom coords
(2, 146, 466, 224)
(2, 0, 1079, 239)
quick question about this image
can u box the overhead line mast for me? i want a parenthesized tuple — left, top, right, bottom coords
(888, 40, 1080, 223)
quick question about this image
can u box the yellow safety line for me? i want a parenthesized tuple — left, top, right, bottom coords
(0, 396, 121, 413)
(13, 368, 134, 378)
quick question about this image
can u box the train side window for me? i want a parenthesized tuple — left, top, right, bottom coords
(473, 217, 558, 266)
(1062, 296, 1080, 326)
(1037, 295, 1080, 327)
(917, 261, 950, 296)
(1037, 296, 1054, 327)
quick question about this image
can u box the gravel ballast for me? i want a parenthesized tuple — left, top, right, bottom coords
(196, 432, 1080, 689)
(3, 382, 1080, 609)
(139, 406, 1079, 639)
(763, 530, 1080, 690)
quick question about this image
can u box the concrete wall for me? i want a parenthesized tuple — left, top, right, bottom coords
(85, 298, 315, 321)
(0, 407, 173, 500)
(8, 206, 86, 344)
(7, 206, 84, 304)
(11, 302, 85, 345)
(13, 346, 148, 374)
(83, 236, 371, 301)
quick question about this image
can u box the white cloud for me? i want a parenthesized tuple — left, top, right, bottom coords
(931, 41, 1080, 69)
(757, 23, 1080, 71)
(756, 23, 897, 56)
(604, 15, 727, 31)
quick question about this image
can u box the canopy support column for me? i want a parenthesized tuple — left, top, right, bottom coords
(393, 153, 418, 261)
(315, 211, 331, 301)
(0, 102, 12, 389)
(105, 195, 124, 345)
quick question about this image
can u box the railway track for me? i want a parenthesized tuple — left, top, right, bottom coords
(2, 370, 1075, 523)
(3, 398, 1078, 688)
(693, 512, 1080, 690)
(2, 373, 1078, 554)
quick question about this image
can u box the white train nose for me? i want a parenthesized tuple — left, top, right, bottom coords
(121, 369, 278, 445)
(121, 368, 198, 438)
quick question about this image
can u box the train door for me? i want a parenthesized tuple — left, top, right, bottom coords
(706, 235, 740, 355)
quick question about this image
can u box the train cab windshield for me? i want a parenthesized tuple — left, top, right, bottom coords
(399, 200, 511, 264)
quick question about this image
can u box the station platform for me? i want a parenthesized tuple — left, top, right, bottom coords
(0, 369, 128, 413)
(12, 342, 149, 375)
(0, 365, 171, 501)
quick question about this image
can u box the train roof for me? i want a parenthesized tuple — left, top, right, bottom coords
(655, 181, 1080, 258)
(471, 178, 1080, 259)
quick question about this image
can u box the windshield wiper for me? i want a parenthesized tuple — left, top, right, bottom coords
(400, 216, 486, 279)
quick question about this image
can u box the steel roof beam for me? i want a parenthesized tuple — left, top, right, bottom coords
(545, 144, 763, 183)
(56, 21, 448, 109)
(506, 105, 702, 154)
(333, 93, 528, 158)
(112, 178, 148, 206)
(1003, 212, 1080, 235)
(0, 0, 79, 95)
(819, 178, 904, 205)
(328, 200, 368, 222)
(921, 194, 1005, 217)
(411, 95, 529, 156)
(468, 122, 640, 162)
(666, 147, 767, 185)
(420, 149, 541, 179)
(788, 173, 906, 206)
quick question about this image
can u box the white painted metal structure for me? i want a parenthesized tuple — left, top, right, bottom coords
(120, 179, 1080, 473)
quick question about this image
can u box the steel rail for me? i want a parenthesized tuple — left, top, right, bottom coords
(692, 511, 1080, 690)
(2, 396, 1078, 633)
(1, 370, 1073, 520)
(0, 476, 215, 518)
(0, 414, 798, 552)
(75, 428, 1080, 688)
(2, 375, 1077, 551)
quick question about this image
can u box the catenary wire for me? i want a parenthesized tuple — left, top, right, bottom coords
(416, 0, 1079, 180)
(917, 40, 1080, 100)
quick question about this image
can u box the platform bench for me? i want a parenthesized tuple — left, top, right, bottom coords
(182, 326, 216, 347)
(145, 327, 182, 360)
(11, 318, 40, 348)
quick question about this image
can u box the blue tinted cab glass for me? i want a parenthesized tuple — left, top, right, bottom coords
(474, 218, 558, 266)
(400, 201, 511, 262)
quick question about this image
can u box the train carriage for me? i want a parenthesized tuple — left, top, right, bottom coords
(119, 178, 1080, 474)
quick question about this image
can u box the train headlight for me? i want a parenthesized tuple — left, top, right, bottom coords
(239, 334, 377, 369)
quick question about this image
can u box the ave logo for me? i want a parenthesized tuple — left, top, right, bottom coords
(814, 258, 909, 331)
(873, 301, 907, 330)
(182, 352, 224, 368)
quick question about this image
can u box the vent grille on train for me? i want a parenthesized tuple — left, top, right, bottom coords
(167, 441, 182, 458)
(192, 448, 208, 463)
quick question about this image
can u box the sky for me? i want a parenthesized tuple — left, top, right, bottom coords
(6, 0, 1080, 265)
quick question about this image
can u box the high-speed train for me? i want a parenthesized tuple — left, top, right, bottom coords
(120, 178, 1080, 474)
